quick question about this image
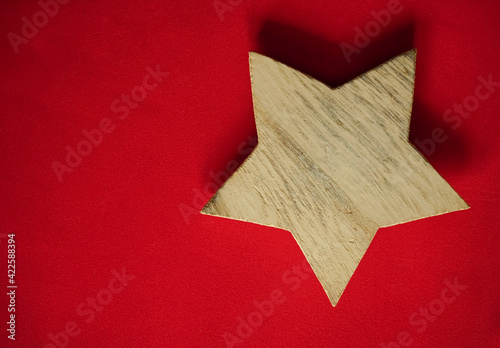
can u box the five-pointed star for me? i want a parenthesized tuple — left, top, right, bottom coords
(202, 50, 468, 306)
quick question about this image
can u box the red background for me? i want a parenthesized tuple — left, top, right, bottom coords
(1, 0, 499, 347)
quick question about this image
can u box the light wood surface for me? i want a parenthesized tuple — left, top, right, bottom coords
(202, 50, 469, 306)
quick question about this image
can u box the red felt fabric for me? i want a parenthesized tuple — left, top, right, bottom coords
(0, 0, 499, 347)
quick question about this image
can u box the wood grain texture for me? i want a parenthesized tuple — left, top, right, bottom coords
(201, 50, 469, 306)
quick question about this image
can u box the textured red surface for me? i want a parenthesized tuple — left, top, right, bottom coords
(1, 0, 499, 347)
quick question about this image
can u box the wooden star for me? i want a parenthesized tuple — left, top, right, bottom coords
(202, 50, 468, 306)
